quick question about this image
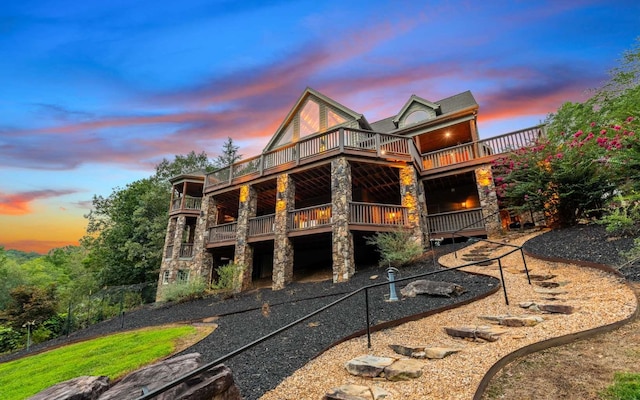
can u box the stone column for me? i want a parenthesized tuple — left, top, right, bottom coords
(399, 166, 425, 249)
(234, 184, 256, 291)
(331, 157, 355, 282)
(273, 174, 295, 290)
(475, 166, 502, 238)
(192, 195, 216, 284)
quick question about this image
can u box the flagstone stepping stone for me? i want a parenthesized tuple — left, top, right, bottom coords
(383, 359, 423, 381)
(323, 384, 389, 400)
(388, 344, 461, 359)
(400, 279, 466, 298)
(444, 325, 508, 342)
(534, 287, 569, 295)
(528, 274, 557, 281)
(478, 315, 544, 327)
(345, 355, 395, 378)
(519, 302, 575, 314)
(534, 281, 560, 288)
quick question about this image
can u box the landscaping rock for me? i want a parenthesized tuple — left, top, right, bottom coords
(345, 355, 395, 378)
(383, 359, 423, 381)
(519, 302, 575, 314)
(400, 280, 466, 298)
(444, 325, 508, 342)
(534, 288, 568, 295)
(324, 384, 389, 400)
(478, 315, 544, 327)
(388, 344, 460, 359)
(528, 274, 557, 281)
(29, 375, 110, 400)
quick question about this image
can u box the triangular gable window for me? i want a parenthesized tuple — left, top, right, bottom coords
(327, 109, 346, 128)
(300, 99, 320, 137)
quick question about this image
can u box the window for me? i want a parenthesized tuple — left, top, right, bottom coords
(162, 270, 170, 285)
(276, 124, 294, 147)
(327, 109, 346, 128)
(404, 110, 429, 126)
(300, 99, 320, 137)
(177, 269, 190, 283)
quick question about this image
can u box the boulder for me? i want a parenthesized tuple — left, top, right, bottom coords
(29, 375, 110, 400)
(345, 355, 395, 378)
(400, 280, 466, 298)
(383, 359, 423, 381)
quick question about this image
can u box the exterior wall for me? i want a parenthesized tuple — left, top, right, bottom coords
(273, 174, 295, 290)
(234, 184, 257, 291)
(331, 157, 355, 282)
(475, 166, 502, 238)
(400, 165, 426, 248)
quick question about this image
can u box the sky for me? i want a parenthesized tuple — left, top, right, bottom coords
(1, 0, 638, 254)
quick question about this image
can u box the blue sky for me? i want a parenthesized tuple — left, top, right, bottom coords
(1, 0, 638, 252)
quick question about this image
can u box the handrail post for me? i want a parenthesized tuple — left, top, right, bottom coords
(520, 248, 531, 284)
(339, 128, 345, 152)
(365, 288, 371, 349)
(497, 259, 509, 305)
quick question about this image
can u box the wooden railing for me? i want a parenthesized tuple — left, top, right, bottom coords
(421, 125, 545, 170)
(207, 222, 237, 242)
(205, 128, 412, 190)
(171, 196, 202, 211)
(427, 209, 485, 234)
(349, 202, 407, 226)
(288, 204, 332, 231)
(249, 214, 275, 236)
(179, 243, 194, 258)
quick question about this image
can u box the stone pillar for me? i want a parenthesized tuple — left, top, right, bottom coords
(399, 166, 425, 249)
(331, 157, 355, 282)
(192, 195, 216, 284)
(234, 184, 256, 290)
(273, 174, 295, 290)
(475, 166, 502, 238)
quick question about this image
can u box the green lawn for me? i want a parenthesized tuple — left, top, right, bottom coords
(601, 372, 640, 400)
(0, 325, 198, 400)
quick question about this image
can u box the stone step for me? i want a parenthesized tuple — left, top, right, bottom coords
(478, 315, 544, 327)
(324, 384, 389, 400)
(344, 355, 423, 381)
(389, 344, 461, 359)
(444, 325, 508, 342)
(529, 273, 557, 281)
(519, 302, 576, 314)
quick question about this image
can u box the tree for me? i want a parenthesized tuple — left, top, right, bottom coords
(495, 40, 640, 227)
(0, 248, 26, 310)
(213, 137, 242, 168)
(3, 285, 58, 330)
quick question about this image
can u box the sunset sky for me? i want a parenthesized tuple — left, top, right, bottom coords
(1, 0, 638, 253)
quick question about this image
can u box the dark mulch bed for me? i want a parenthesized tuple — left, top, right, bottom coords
(3, 224, 638, 399)
(523, 223, 640, 281)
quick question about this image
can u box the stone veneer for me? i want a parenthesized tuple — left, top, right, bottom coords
(475, 166, 502, 238)
(331, 157, 355, 282)
(400, 166, 426, 248)
(234, 184, 257, 291)
(273, 174, 295, 290)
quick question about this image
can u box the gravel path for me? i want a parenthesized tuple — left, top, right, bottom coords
(3, 224, 637, 399)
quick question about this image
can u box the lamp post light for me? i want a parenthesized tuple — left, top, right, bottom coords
(23, 320, 36, 351)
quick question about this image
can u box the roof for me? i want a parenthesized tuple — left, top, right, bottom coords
(436, 90, 478, 115)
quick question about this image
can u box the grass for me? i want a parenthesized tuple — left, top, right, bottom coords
(601, 372, 640, 400)
(0, 325, 198, 400)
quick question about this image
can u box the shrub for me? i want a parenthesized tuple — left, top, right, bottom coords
(366, 230, 423, 268)
(0, 326, 21, 353)
(160, 277, 207, 303)
(212, 263, 242, 291)
(599, 193, 640, 236)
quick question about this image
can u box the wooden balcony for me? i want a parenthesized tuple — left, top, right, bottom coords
(170, 196, 203, 214)
(349, 202, 408, 231)
(421, 125, 544, 173)
(207, 222, 237, 246)
(288, 204, 333, 235)
(248, 214, 276, 242)
(427, 208, 486, 238)
(179, 243, 194, 258)
(205, 128, 414, 192)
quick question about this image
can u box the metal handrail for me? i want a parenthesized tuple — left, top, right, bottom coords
(136, 246, 529, 399)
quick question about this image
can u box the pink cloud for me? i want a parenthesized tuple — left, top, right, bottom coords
(0, 189, 78, 216)
(0, 239, 79, 254)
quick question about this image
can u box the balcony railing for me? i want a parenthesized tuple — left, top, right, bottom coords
(421, 125, 545, 171)
(249, 214, 275, 236)
(207, 222, 237, 243)
(179, 243, 194, 258)
(288, 204, 333, 231)
(349, 202, 408, 226)
(205, 128, 412, 190)
(427, 208, 485, 234)
(171, 196, 203, 211)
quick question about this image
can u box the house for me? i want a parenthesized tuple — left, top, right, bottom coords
(157, 88, 544, 299)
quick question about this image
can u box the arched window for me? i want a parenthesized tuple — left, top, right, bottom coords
(404, 110, 429, 126)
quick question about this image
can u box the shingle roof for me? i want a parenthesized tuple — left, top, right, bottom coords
(369, 116, 396, 133)
(436, 90, 478, 115)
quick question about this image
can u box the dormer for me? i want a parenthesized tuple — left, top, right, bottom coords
(264, 88, 371, 152)
(392, 95, 441, 129)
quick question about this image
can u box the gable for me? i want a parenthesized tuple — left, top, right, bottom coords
(392, 95, 441, 129)
(264, 88, 368, 152)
